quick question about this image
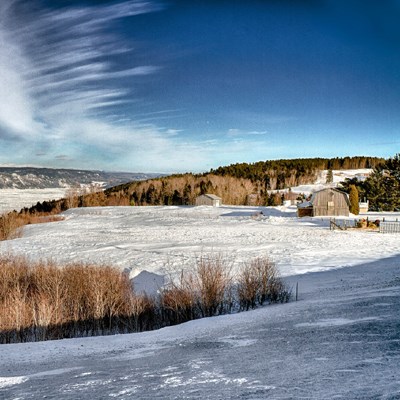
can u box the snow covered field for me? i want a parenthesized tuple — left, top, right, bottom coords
(2, 205, 399, 280)
(0, 188, 66, 213)
(1, 255, 399, 398)
(0, 204, 399, 398)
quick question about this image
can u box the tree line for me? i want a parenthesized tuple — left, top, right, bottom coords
(3, 155, 394, 226)
(210, 156, 384, 188)
(340, 154, 400, 212)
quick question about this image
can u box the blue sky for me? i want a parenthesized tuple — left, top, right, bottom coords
(0, 0, 399, 173)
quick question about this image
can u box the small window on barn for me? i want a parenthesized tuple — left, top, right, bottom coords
(327, 201, 334, 207)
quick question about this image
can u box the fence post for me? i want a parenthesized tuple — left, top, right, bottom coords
(295, 282, 298, 301)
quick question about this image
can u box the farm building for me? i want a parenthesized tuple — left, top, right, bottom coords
(246, 193, 260, 206)
(297, 188, 350, 217)
(283, 190, 300, 205)
(195, 194, 222, 207)
(359, 200, 369, 213)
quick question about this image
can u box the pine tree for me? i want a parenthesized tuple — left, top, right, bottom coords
(363, 154, 400, 211)
(349, 184, 359, 215)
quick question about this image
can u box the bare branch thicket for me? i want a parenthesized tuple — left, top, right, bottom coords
(237, 257, 291, 310)
(64, 185, 82, 209)
(160, 270, 197, 325)
(0, 254, 290, 344)
(0, 212, 23, 241)
(194, 255, 233, 317)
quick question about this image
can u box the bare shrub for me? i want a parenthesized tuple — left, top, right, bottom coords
(65, 185, 81, 209)
(0, 253, 291, 344)
(0, 256, 143, 342)
(127, 294, 156, 332)
(237, 257, 291, 310)
(237, 263, 260, 311)
(0, 255, 32, 336)
(194, 255, 232, 317)
(0, 211, 64, 242)
(160, 271, 197, 325)
(0, 212, 23, 240)
(267, 278, 292, 303)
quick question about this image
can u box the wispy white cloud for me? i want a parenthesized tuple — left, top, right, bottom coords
(54, 155, 71, 161)
(0, 3, 42, 137)
(0, 0, 277, 173)
(227, 128, 269, 137)
(0, 0, 189, 171)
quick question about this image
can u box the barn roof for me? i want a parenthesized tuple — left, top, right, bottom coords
(297, 201, 312, 209)
(297, 187, 350, 209)
(310, 188, 350, 206)
(199, 194, 222, 200)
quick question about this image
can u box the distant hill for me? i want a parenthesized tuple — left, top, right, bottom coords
(21, 156, 387, 214)
(107, 156, 385, 207)
(0, 167, 163, 189)
(209, 156, 384, 187)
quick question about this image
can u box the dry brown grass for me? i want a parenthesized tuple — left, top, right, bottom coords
(0, 213, 23, 241)
(237, 257, 289, 310)
(0, 254, 291, 343)
(160, 255, 289, 322)
(160, 269, 200, 324)
(160, 255, 233, 322)
(0, 256, 153, 343)
(0, 212, 64, 241)
(194, 255, 233, 317)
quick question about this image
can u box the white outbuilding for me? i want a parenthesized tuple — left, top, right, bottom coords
(195, 194, 222, 207)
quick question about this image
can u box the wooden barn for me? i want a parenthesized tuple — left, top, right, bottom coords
(195, 194, 222, 207)
(297, 188, 350, 217)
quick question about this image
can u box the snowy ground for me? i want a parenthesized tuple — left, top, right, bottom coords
(288, 168, 372, 194)
(0, 255, 399, 399)
(0, 188, 67, 213)
(0, 202, 399, 398)
(2, 205, 399, 281)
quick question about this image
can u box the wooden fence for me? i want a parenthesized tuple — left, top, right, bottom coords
(380, 221, 400, 234)
(330, 218, 400, 232)
(330, 218, 357, 231)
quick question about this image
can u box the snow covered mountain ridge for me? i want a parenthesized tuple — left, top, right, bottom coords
(0, 167, 163, 189)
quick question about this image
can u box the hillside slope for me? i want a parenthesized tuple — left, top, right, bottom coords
(108, 157, 383, 207)
(0, 167, 162, 189)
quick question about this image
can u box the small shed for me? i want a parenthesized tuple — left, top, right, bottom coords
(246, 193, 260, 206)
(359, 200, 369, 213)
(195, 194, 222, 207)
(297, 188, 350, 217)
(283, 190, 300, 205)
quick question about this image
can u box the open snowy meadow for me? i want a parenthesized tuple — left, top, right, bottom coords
(0, 188, 67, 213)
(1, 204, 400, 398)
(2, 205, 400, 280)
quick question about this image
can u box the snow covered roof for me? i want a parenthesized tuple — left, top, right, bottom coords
(297, 201, 312, 209)
(200, 194, 221, 200)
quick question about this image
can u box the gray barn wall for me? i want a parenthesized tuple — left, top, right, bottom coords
(312, 189, 349, 217)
